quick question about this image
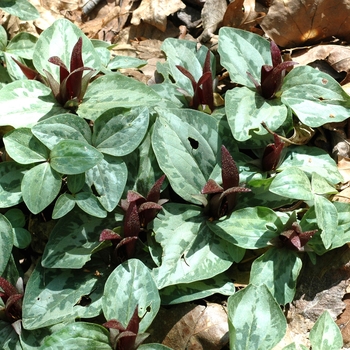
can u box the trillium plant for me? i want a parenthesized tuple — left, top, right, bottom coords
(0, 16, 349, 350)
(247, 41, 298, 99)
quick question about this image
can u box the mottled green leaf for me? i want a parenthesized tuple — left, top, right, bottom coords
(86, 155, 127, 212)
(52, 193, 76, 219)
(218, 27, 271, 87)
(281, 65, 350, 127)
(0, 214, 14, 276)
(279, 145, 342, 185)
(32, 114, 92, 150)
(74, 192, 107, 218)
(160, 274, 235, 305)
(228, 283, 287, 350)
(42, 208, 116, 268)
(152, 108, 220, 203)
(22, 260, 109, 330)
(67, 173, 85, 194)
(133, 130, 164, 196)
(12, 227, 31, 249)
(0, 162, 30, 207)
(4, 128, 49, 164)
(311, 172, 338, 195)
(102, 259, 160, 333)
(309, 311, 343, 350)
(0, 80, 66, 128)
(315, 195, 338, 249)
(39, 322, 111, 350)
(21, 162, 61, 214)
(93, 107, 149, 156)
(78, 74, 161, 121)
(152, 203, 238, 289)
(107, 55, 147, 70)
(225, 87, 288, 142)
(238, 177, 293, 210)
(6, 32, 37, 59)
(0, 320, 21, 350)
(0, 0, 39, 20)
(249, 247, 302, 305)
(50, 140, 103, 175)
(270, 167, 313, 201)
(207, 207, 283, 249)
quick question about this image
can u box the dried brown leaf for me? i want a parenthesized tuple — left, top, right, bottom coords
(261, 0, 350, 48)
(291, 44, 350, 84)
(223, 0, 266, 31)
(146, 303, 228, 350)
(131, 0, 186, 32)
(198, 0, 227, 43)
(337, 157, 350, 183)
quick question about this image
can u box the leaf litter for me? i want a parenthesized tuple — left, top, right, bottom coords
(2, 0, 350, 348)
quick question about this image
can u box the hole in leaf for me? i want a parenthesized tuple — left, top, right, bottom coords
(75, 295, 92, 307)
(188, 137, 199, 149)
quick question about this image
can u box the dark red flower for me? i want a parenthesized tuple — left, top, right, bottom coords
(100, 175, 167, 259)
(201, 146, 251, 219)
(247, 41, 297, 99)
(176, 50, 214, 112)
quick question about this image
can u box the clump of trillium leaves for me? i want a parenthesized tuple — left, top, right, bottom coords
(14, 37, 95, 109)
(247, 41, 297, 99)
(100, 175, 168, 262)
(176, 50, 214, 113)
(199, 146, 251, 219)
(103, 305, 149, 350)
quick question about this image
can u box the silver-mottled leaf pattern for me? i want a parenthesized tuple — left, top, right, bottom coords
(250, 247, 302, 305)
(41, 208, 116, 268)
(152, 108, 220, 203)
(0, 80, 66, 128)
(102, 259, 160, 333)
(228, 283, 287, 349)
(151, 203, 238, 289)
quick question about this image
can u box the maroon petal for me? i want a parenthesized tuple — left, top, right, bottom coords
(99, 229, 122, 241)
(12, 57, 39, 80)
(246, 71, 261, 93)
(70, 37, 84, 72)
(219, 186, 251, 215)
(176, 65, 197, 92)
(138, 202, 163, 212)
(103, 319, 126, 331)
(124, 202, 140, 239)
(138, 202, 163, 227)
(146, 174, 166, 203)
(126, 305, 140, 334)
(201, 179, 223, 194)
(195, 71, 213, 111)
(48, 56, 69, 83)
(127, 190, 145, 204)
(261, 61, 298, 99)
(0, 277, 18, 297)
(262, 133, 284, 171)
(270, 41, 282, 68)
(116, 236, 139, 251)
(123, 202, 140, 257)
(299, 230, 317, 247)
(221, 145, 239, 189)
